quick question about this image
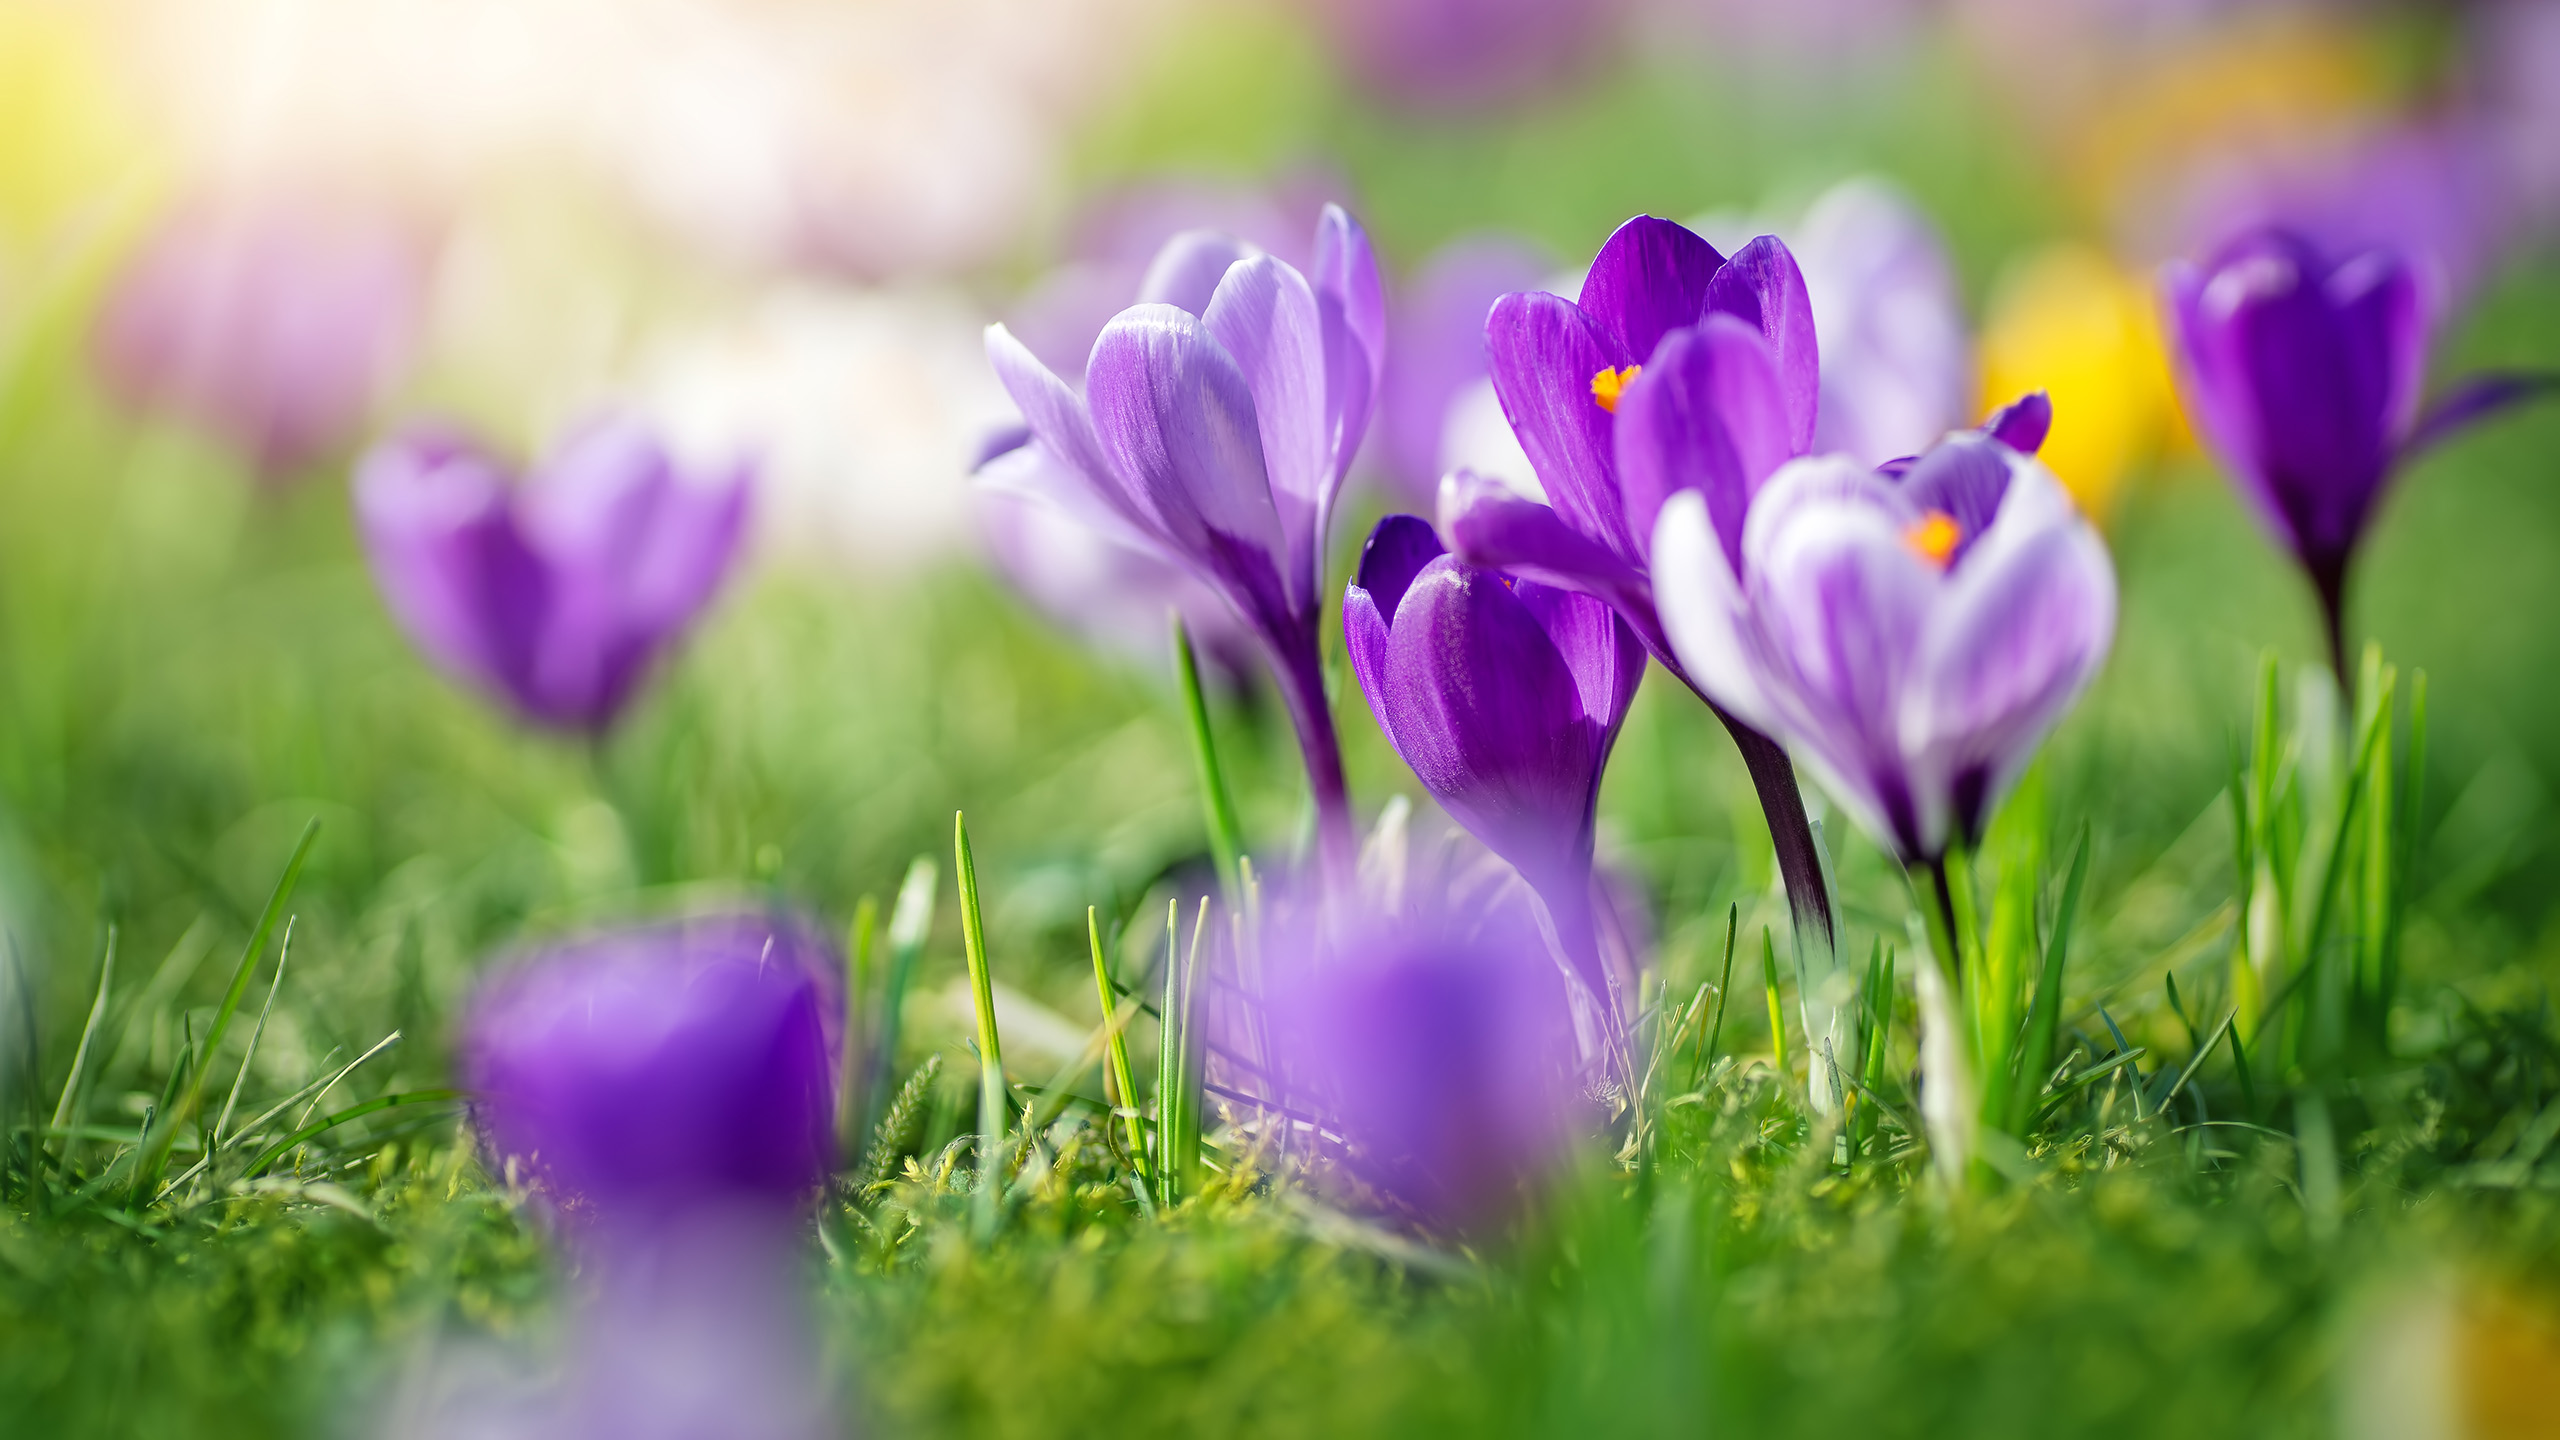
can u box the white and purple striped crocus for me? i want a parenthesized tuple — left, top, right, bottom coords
(1437, 215, 1837, 947)
(1344, 514, 1643, 1037)
(2164, 226, 2547, 687)
(1653, 429, 2116, 869)
(1261, 906, 1586, 1235)
(983, 206, 1386, 873)
(461, 912, 842, 1440)
(354, 418, 749, 734)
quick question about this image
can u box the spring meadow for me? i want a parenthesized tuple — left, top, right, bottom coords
(6, 0, 2560, 1434)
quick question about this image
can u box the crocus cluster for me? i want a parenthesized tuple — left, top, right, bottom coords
(355, 417, 750, 734)
(1345, 515, 1643, 1035)
(95, 191, 432, 479)
(2162, 226, 2556, 689)
(460, 912, 843, 1440)
(983, 206, 1386, 871)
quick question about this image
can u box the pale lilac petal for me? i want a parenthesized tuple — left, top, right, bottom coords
(1652, 490, 1774, 735)
(1085, 305, 1296, 627)
(1574, 215, 1723, 364)
(1313, 203, 1389, 486)
(1797, 178, 1970, 467)
(1138, 230, 1259, 316)
(1702, 235, 1820, 454)
(1484, 290, 1641, 562)
(1205, 255, 1329, 601)
(985, 323, 1162, 544)
(1612, 314, 1793, 572)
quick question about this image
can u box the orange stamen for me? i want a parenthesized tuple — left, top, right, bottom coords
(1905, 510, 1962, 567)
(1590, 365, 1640, 413)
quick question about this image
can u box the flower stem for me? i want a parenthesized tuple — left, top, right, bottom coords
(1272, 638, 1355, 891)
(2309, 551, 2351, 699)
(1708, 706, 1837, 956)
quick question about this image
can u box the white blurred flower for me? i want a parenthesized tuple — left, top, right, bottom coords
(642, 285, 1013, 573)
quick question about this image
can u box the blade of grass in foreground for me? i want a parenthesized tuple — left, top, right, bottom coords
(1089, 906, 1147, 1179)
(132, 818, 319, 1204)
(1174, 612, 1245, 900)
(954, 813, 1006, 1238)
(861, 856, 938, 1146)
(47, 927, 116, 1163)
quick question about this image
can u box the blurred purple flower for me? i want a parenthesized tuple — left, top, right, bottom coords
(1343, 514, 1643, 1026)
(453, 912, 842, 1440)
(1655, 431, 2117, 863)
(461, 911, 842, 1226)
(1793, 178, 1972, 468)
(1438, 215, 1839, 946)
(1261, 908, 1586, 1233)
(1378, 233, 1555, 507)
(355, 417, 749, 734)
(974, 428, 1258, 680)
(984, 205, 1386, 871)
(94, 192, 431, 479)
(1299, 0, 1621, 110)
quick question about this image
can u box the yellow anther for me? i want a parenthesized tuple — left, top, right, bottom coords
(1905, 510, 1962, 568)
(1590, 365, 1640, 413)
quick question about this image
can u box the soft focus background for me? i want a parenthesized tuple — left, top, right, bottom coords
(5, 0, 2560, 1435)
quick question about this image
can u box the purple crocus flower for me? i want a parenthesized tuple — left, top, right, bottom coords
(1438, 215, 1837, 945)
(984, 205, 1386, 873)
(354, 417, 750, 734)
(460, 912, 842, 1440)
(1298, 0, 1622, 110)
(1654, 431, 2117, 866)
(94, 191, 431, 479)
(1343, 514, 1644, 1032)
(2162, 226, 2549, 686)
(1261, 908, 1586, 1234)
(461, 911, 842, 1224)
(1378, 234, 1556, 507)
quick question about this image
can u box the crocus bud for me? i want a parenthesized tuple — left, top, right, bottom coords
(2163, 227, 2423, 669)
(1655, 431, 2117, 864)
(461, 912, 841, 1225)
(1343, 512, 1643, 1023)
(354, 417, 749, 734)
(94, 191, 430, 479)
(1262, 910, 1586, 1235)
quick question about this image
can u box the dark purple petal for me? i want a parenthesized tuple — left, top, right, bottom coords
(1484, 290, 1641, 562)
(1981, 390, 2051, 455)
(1701, 235, 1820, 454)
(1085, 305, 1297, 629)
(1612, 314, 1794, 574)
(1574, 215, 1724, 364)
(1375, 559, 1602, 896)
(1436, 468, 1672, 665)
(1344, 514, 1447, 742)
(1511, 577, 1647, 755)
(461, 912, 842, 1222)
(1380, 234, 1552, 502)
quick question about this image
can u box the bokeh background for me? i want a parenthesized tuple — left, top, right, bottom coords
(3, 1, 2560, 1426)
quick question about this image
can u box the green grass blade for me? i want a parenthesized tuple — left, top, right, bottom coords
(1702, 904, 1739, 1078)
(862, 856, 938, 1145)
(1089, 906, 1147, 1177)
(242, 1090, 460, 1181)
(133, 818, 319, 1199)
(953, 813, 1006, 1237)
(47, 927, 116, 1149)
(2011, 824, 2090, 1133)
(212, 917, 293, 1155)
(1174, 613, 1245, 899)
(1761, 928, 1787, 1076)
(840, 895, 878, 1156)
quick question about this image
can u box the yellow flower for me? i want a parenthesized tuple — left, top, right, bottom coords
(1975, 244, 2185, 522)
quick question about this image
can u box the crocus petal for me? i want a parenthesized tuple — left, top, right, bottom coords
(1138, 229, 1259, 317)
(1378, 558, 1598, 883)
(2403, 371, 2559, 458)
(1313, 202, 1388, 485)
(1205, 255, 1329, 601)
(1484, 289, 1641, 562)
(1085, 305, 1296, 628)
(1701, 235, 1820, 454)
(1904, 459, 2116, 846)
(1981, 390, 2052, 455)
(1436, 468, 1670, 662)
(1894, 431, 2014, 565)
(1345, 514, 1448, 744)
(1612, 314, 1794, 572)
(1653, 489, 1774, 735)
(1511, 574, 1647, 752)
(985, 323, 1162, 545)
(355, 430, 547, 703)
(1574, 215, 1724, 364)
